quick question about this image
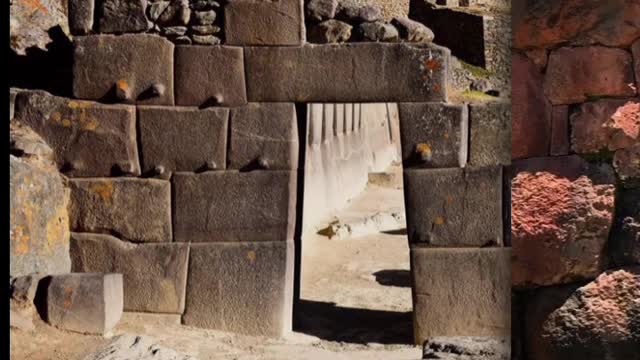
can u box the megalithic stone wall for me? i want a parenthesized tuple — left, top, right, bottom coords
(11, 0, 511, 342)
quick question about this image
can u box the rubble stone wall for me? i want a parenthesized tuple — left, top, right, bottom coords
(511, 1, 640, 359)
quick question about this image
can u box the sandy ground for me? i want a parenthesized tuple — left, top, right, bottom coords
(10, 181, 420, 360)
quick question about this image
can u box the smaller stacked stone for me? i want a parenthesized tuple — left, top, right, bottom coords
(148, 0, 223, 45)
(305, 0, 433, 44)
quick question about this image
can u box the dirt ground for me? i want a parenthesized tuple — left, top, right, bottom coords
(10, 181, 420, 360)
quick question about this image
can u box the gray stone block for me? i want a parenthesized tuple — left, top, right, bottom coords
(468, 100, 511, 167)
(172, 171, 297, 242)
(174, 45, 247, 107)
(69, 178, 172, 243)
(244, 43, 449, 102)
(404, 167, 503, 246)
(46, 273, 123, 334)
(411, 247, 511, 343)
(73, 34, 174, 105)
(398, 102, 468, 168)
(14, 90, 140, 177)
(138, 106, 228, 174)
(183, 241, 294, 336)
(225, 0, 304, 45)
(69, 0, 94, 34)
(70, 233, 189, 314)
(98, 0, 150, 34)
(228, 103, 299, 170)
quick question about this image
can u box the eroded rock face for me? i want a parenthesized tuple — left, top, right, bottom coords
(571, 99, 640, 153)
(526, 267, 640, 360)
(511, 157, 615, 287)
(610, 188, 640, 266)
(10, 0, 69, 55)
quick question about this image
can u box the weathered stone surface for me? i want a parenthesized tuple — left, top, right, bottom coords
(70, 233, 189, 314)
(358, 21, 399, 42)
(512, 0, 640, 49)
(46, 273, 123, 334)
(14, 90, 140, 177)
(307, 0, 338, 21)
(468, 100, 511, 166)
(404, 167, 502, 246)
(526, 267, 640, 360)
(175, 45, 246, 107)
(341, 0, 409, 21)
(183, 242, 294, 336)
(99, 0, 150, 33)
(550, 106, 570, 156)
(10, 308, 35, 332)
(9, 0, 69, 55)
(633, 39, 640, 92)
(191, 34, 220, 45)
(69, 178, 172, 243)
(69, 0, 95, 35)
(614, 144, 640, 184)
(156, 0, 191, 26)
(225, 0, 304, 45)
(398, 102, 468, 168)
(571, 98, 640, 153)
(229, 103, 299, 171)
(148, 1, 170, 21)
(192, 9, 215, 25)
(510, 156, 616, 287)
(244, 43, 449, 102)
(544, 47, 636, 105)
(422, 337, 510, 360)
(84, 334, 194, 360)
(73, 34, 174, 105)
(173, 171, 296, 242)
(391, 17, 433, 43)
(308, 20, 352, 43)
(411, 248, 511, 343)
(10, 274, 45, 305)
(512, 52, 551, 159)
(138, 106, 228, 174)
(338, 3, 382, 22)
(610, 188, 640, 266)
(10, 121, 54, 162)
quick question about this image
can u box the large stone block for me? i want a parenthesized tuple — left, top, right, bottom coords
(404, 167, 502, 247)
(174, 45, 247, 107)
(183, 241, 294, 337)
(46, 273, 123, 334)
(138, 106, 228, 174)
(69, 178, 172, 243)
(173, 171, 296, 242)
(72, 34, 174, 105)
(398, 102, 468, 168)
(14, 90, 140, 177)
(468, 100, 511, 166)
(228, 103, 299, 170)
(411, 247, 511, 344)
(244, 43, 449, 102)
(70, 233, 189, 314)
(544, 46, 636, 105)
(225, 0, 304, 45)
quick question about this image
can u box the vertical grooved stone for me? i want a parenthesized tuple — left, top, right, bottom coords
(70, 233, 189, 314)
(73, 34, 174, 105)
(404, 167, 503, 247)
(229, 103, 299, 170)
(69, 0, 95, 35)
(225, 0, 304, 45)
(173, 171, 297, 242)
(398, 102, 468, 168)
(138, 106, 228, 174)
(244, 43, 448, 102)
(69, 178, 172, 243)
(183, 241, 294, 337)
(411, 247, 511, 343)
(174, 45, 247, 107)
(13, 90, 140, 177)
(468, 100, 511, 166)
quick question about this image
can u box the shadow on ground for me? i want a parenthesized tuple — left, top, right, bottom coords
(381, 228, 407, 235)
(373, 270, 411, 288)
(294, 299, 413, 345)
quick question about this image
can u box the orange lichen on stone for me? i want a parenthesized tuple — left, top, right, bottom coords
(247, 250, 257, 263)
(424, 58, 441, 72)
(20, 0, 48, 14)
(116, 79, 129, 90)
(13, 225, 30, 255)
(416, 143, 432, 155)
(89, 181, 114, 203)
(434, 216, 445, 225)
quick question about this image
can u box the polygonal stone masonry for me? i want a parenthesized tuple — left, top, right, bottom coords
(228, 103, 299, 170)
(138, 105, 228, 175)
(73, 34, 174, 105)
(183, 241, 294, 337)
(225, 0, 305, 45)
(70, 233, 189, 314)
(411, 247, 511, 344)
(174, 45, 247, 107)
(13, 90, 140, 177)
(172, 171, 297, 243)
(69, 178, 172, 243)
(244, 43, 449, 102)
(403, 167, 503, 247)
(468, 100, 511, 167)
(398, 102, 468, 168)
